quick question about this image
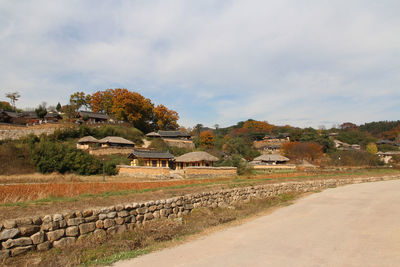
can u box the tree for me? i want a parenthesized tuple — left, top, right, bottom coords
(194, 124, 203, 136)
(242, 120, 274, 133)
(0, 101, 13, 111)
(87, 88, 180, 132)
(366, 143, 378, 154)
(222, 136, 260, 160)
(110, 89, 155, 132)
(340, 122, 358, 131)
(56, 102, 62, 112)
(5, 92, 20, 112)
(70, 91, 91, 111)
(282, 142, 324, 162)
(200, 131, 215, 148)
(90, 90, 114, 114)
(61, 104, 77, 121)
(154, 104, 179, 130)
(214, 124, 220, 135)
(35, 102, 47, 119)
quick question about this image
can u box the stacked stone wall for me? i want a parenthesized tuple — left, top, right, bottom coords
(88, 147, 132, 156)
(117, 166, 171, 178)
(0, 124, 67, 140)
(1, 175, 399, 259)
(183, 167, 237, 178)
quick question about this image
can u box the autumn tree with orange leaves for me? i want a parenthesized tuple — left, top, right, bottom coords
(242, 120, 274, 133)
(282, 142, 323, 162)
(154, 104, 179, 130)
(200, 131, 215, 148)
(71, 88, 180, 132)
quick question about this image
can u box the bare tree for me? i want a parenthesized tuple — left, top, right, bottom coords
(5, 92, 21, 112)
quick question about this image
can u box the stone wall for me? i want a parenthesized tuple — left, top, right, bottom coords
(117, 166, 171, 179)
(252, 164, 297, 170)
(162, 138, 195, 149)
(183, 167, 237, 178)
(0, 174, 399, 260)
(117, 166, 238, 179)
(0, 124, 66, 140)
(88, 147, 133, 156)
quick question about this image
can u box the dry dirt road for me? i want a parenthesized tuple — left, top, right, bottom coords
(113, 180, 400, 267)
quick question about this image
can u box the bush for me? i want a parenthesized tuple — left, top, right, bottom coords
(0, 142, 35, 175)
(215, 154, 253, 175)
(222, 137, 260, 161)
(281, 142, 323, 162)
(31, 138, 102, 175)
(328, 150, 383, 166)
(102, 155, 131, 175)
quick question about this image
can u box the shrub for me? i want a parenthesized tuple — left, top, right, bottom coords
(102, 155, 131, 175)
(0, 142, 35, 175)
(31, 138, 102, 175)
(215, 154, 253, 175)
(328, 150, 383, 166)
(281, 142, 323, 162)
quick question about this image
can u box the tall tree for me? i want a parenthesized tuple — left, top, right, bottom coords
(110, 89, 155, 131)
(194, 124, 203, 136)
(200, 131, 215, 148)
(5, 92, 20, 112)
(154, 104, 179, 130)
(35, 102, 47, 119)
(0, 101, 13, 111)
(70, 91, 91, 111)
(56, 102, 62, 112)
(90, 90, 114, 114)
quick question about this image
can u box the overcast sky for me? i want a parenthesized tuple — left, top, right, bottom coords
(0, 0, 399, 128)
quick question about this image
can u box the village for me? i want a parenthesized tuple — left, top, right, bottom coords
(1, 92, 400, 182)
(0, 0, 400, 264)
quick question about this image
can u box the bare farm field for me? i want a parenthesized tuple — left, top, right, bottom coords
(0, 168, 398, 221)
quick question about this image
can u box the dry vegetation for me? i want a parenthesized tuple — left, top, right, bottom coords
(0, 178, 230, 204)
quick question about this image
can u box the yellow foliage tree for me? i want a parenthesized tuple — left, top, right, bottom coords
(154, 104, 179, 130)
(200, 131, 215, 148)
(366, 143, 378, 154)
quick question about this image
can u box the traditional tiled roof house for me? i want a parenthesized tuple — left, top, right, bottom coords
(128, 149, 174, 168)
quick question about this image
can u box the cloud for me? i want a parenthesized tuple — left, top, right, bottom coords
(0, 0, 399, 128)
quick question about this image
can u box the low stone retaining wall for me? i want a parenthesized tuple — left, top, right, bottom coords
(0, 124, 66, 140)
(0, 175, 399, 259)
(183, 167, 237, 178)
(117, 166, 171, 179)
(118, 166, 238, 179)
(252, 164, 297, 170)
(89, 147, 132, 156)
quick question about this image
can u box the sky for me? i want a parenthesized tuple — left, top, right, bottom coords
(0, 0, 399, 129)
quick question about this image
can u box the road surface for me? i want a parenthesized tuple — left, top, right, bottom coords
(113, 180, 400, 267)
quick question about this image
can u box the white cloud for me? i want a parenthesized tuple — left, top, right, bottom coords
(0, 0, 399, 127)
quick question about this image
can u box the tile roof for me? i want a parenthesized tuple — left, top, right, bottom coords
(128, 149, 174, 159)
(79, 111, 109, 120)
